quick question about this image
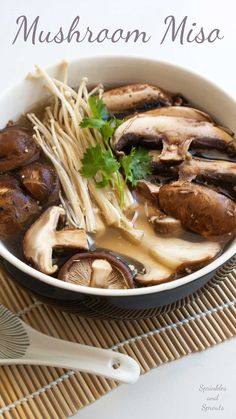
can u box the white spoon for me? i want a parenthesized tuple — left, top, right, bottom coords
(0, 305, 140, 383)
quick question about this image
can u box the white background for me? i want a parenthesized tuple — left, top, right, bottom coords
(0, 0, 235, 418)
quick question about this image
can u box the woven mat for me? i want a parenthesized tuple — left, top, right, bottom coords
(0, 258, 236, 419)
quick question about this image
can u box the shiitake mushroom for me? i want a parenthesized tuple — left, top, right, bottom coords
(0, 175, 39, 238)
(58, 251, 135, 289)
(159, 181, 236, 238)
(0, 126, 40, 173)
(19, 162, 59, 202)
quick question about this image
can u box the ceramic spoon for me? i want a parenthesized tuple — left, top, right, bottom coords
(0, 305, 140, 383)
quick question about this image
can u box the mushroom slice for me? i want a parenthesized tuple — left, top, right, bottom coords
(150, 236, 221, 272)
(135, 264, 173, 286)
(102, 84, 185, 118)
(159, 181, 236, 238)
(179, 158, 236, 198)
(23, 206, 88, 275)
(150, 215, 183, 237)
(112, 115, 236, 162)
(0, 175, 39, 238)
(143, 106, 212, 122)
(20, 162, 59, 202)
(58, 251, 135, 289)
(137, 180, 160, 201)
(0, 126, 40, 172)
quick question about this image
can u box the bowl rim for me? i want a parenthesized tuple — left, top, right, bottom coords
(0, 54, 235, 297)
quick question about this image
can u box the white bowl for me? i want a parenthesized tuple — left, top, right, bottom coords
(0, 56, 235, 301)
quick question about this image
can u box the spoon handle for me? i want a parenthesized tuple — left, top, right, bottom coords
(1, 324, 140, 384)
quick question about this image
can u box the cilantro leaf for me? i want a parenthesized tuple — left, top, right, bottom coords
(88, 96, 109, 120)
(80, 117, 106, 129)
(80, 144, 120, 188)
(120, 147, 153, 187)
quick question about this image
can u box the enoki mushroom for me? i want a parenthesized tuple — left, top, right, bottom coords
(27, 63, 140, 241)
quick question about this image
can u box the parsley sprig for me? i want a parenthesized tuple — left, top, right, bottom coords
(79, 96, 153, 207)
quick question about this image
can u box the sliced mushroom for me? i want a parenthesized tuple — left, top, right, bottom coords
(137, 180, 160, 201)
(135, 264, 173, 286)
(0, 126, 40, 173)
(0, 175, 39, 238)
(23, 206, 88, 275)
(102, 84, 185, 118)
(143, 106, 212, 122)
(58, 251, 135, 289)
(150, 215, 183, 237)
(179, 157, 236, 194)
(112, 115, 236, 162)
(149, 235, 221, 272)
(159, 181, 236, 238)
(20, 162, 59, 202)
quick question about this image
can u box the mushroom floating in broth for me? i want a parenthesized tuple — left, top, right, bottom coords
(23, 206, 89, 275)
(0, 63, 235, 289)
(0, 175, 39, 238)
(58, 251, 135, 289)
(20, 161, 59, 202)
(159, 182, 236, 238)
(0, 126, 40, 172)
(102, 84, 186, 118)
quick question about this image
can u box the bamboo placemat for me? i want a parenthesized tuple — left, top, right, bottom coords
(0, 258, 236, 419)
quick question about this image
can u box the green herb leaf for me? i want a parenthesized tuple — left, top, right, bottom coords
(80, 97, 152, 207)
(121, 147, 153, 187)
(88, 96, 109, 120)
(80, 144, 120, 187)
(80, 117, 106, 129)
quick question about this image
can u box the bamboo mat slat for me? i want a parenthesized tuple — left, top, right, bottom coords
(0, 258, 235, 418)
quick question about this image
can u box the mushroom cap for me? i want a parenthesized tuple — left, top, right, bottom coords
(102, 84, 185, 118)
(20, 161, 59, 202)
(150, 215, 183, 237)
(0, 126, 40, 173)
(58, 251, 135, 289)
(159, 181, 236, 238)
(0, 175, 39, 238)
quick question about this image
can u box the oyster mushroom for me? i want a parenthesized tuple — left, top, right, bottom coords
(179, 157, 236, 199)
(102, 84, 185, 118)
(159, 181, 236, 238)
(20, 162, 59, 202)
(23, 206, 88, 275)
(0, 175, 39, 238)
(0, 126, 40, 173)
(112, 115, 236, 162)
(58, 251, 135, 289)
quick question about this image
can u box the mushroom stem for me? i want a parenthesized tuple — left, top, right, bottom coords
(90, 259, 113, 288)
(54, 229, 88, 249)
(23, 206, 88, 275)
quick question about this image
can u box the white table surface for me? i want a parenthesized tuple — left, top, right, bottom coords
(0, 0, 235, 418)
